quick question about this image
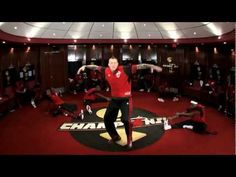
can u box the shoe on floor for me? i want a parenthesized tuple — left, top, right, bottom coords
(164, 120, 172, 130)
(108, 135, 121, 144)
(86, 105, 93, 114)
(164, 124, 172, 130)
(158, 98, 165, 102)
(64, 113, 68, 116)
(173, 97, 179, 102)
(79, 110, 84, 120)
(126, 141, 132, 150)
(31, 99, 37, 108)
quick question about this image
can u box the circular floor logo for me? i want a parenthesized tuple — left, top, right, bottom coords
(59, 107, 165, 151)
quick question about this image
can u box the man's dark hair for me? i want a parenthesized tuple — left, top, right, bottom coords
(109, 56, 118, 61)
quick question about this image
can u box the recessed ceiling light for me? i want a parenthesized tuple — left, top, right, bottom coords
(14, 26, 17, 30)
(2, 41, 6, 44)
(193, 32, 196, 35)
(148, 34, 151, 37)
(62, 22, 66, 25)
(53, 33, 56, 36)
(102, 24, 104, 27)
(143, 23, 146, 27)
(99, 34, 103, 37)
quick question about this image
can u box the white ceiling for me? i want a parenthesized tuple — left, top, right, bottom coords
(0, 22, 235, 40)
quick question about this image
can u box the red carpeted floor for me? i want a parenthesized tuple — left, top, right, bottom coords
(0, 91, 235, 155)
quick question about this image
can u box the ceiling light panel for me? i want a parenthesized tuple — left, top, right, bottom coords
(48, 22, 72, 30)
(40, 29, 67, 38)
(70, 22, 93, 31)
(114, 22, 136, 33)
(65, 30, 90, 39)
(92, 22, 113, 32)
(113, 32, 138, 39)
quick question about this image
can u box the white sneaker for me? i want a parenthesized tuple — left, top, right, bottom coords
(164, 125, 172, 130)
(158, 98, 165, 102)
(218, 105, 222, 111)
(183, 125, 193, 130)
(173, 97, 179, 102)
(80, 110, 84, 120)
(164, 119, 168, 126)
(86, 105, 93, 114)
(164, 120, 172, 130)
(127, 141, 133, 149)
(139, 89, 144, 92)
(31, 99, 37, 108)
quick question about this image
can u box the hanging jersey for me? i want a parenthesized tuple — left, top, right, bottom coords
(18, 64, 35, 81)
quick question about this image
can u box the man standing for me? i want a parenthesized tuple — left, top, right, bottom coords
(77, 57, 162, 149)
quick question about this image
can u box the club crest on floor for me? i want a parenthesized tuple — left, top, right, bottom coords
(58, 107, 165, 151)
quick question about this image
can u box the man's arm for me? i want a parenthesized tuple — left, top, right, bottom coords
(176, 112, 196, 117)
(86, 88, 97, 95)
(94, 93, 111, 101)
(77, 65, 99, 75)
(136, 64, 162, 73)
(166, 111, 195, 120)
